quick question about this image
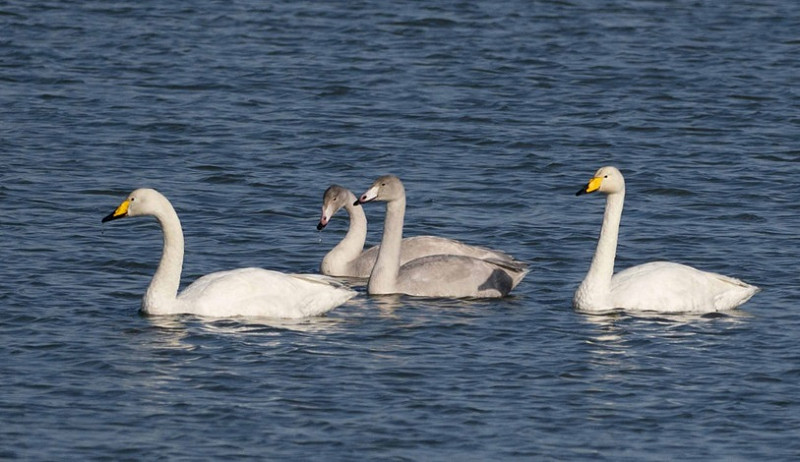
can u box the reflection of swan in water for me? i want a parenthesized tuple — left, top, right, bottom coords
(102, 188, 356, 318)
(142, 316, 195, 351)
(580, 309, 748, 381)
(199, 316, 349, 335)
(355, 175, 529, 298)
(317, 184, 524, 278)
(367, 295, 495, 327)
(143, 315, 353, 354)
(580, 308, 750, 330)
(574, 166, 759, 314)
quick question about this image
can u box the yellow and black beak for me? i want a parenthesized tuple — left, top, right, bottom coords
(101, 199, 130, 223)
(576, 177, 603, 196)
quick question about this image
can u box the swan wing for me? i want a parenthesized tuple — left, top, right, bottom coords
(611, 261, 759, 313)
(396, 254, 528, 298)
(345, 245, 380, 278)
(346, 236, 523, 278)
(179, 268, 356, 318)
(400, 236, 518, 264)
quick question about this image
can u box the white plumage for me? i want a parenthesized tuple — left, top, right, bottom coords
(573, 166, 759, 313)
(103, 188, 356, 318)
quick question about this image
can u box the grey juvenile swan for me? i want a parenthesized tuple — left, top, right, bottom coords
(317, 184, 521, 277)
(354, 175, 528, 298)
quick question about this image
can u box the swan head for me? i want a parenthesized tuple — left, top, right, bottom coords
(318, 185, 354, 230)
(102, 188, 167, 223)
(576, 166, 625, 196)
(355, 175, 405, 205)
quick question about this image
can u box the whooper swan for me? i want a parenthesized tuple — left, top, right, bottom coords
(574, 166, 758, 313)
(102, 188, 356, 318)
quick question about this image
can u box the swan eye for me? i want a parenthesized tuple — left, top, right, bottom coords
(604, 175, 608, 178)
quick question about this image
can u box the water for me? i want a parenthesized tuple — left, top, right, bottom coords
(2, 0, 799, 459)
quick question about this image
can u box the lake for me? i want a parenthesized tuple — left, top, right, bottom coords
(1, 0, 799, 460)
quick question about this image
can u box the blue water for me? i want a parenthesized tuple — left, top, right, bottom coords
(2, 0, 800, 459)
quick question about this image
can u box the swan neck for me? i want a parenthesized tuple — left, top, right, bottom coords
(345, 200, 368, 243)
(143, 205, 184, 314)
(337, 199, 368, 253)
(321, 195, 368, 274)
(368, 196, 405, 294)
(579, 190, 624, 307)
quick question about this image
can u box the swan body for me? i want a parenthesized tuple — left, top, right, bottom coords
(318, 184, 518, 277)
(355, 175, 528, 298)
(573, 166, 758, 313)
(102, 188, 356, 318)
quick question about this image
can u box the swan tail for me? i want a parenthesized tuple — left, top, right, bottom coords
(484, 258, 530, 290)
(484, 258, 530, 274)
(710, 273, 760, 310)
(289, 273, 355, 290)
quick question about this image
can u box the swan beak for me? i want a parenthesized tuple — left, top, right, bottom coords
(102, 199, 130, 223)
(317, 215, 329, 231)
(318, 205, 332, 230)
(576, 177, 603, 196)
(355, 187, 378, 205)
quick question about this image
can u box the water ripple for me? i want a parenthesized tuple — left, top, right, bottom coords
(2, 0, 800, 460)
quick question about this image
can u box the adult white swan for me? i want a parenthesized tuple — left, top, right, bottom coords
(355, 175, 528, 298)
(102, 188, 356, 318)
(573, 166, 758, 313)
(317, 184, 521, 277)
